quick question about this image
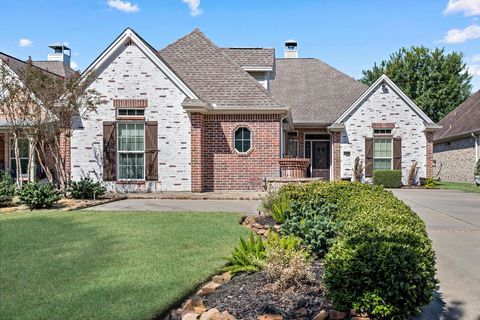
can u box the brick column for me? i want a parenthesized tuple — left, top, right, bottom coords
(190, 113, 204, 192)
(59, 128, 71, 183)
(332, 131, 341, 181)
(426, 131, 434, 178)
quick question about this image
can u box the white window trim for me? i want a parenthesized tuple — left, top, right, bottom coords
(9, 137, 30, 178)
(116, 108, 145, 117)
(373, 138, 393, 171)
(116, 122, 146, 181)
(233, 126, 253, 155)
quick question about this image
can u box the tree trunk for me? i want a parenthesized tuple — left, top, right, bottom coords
(34, 140, 54, 183)
(12, 132, 22, 188)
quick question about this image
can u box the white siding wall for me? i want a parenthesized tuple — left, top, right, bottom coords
(70, 43, 191, 192)
(340, 82, 427, 184)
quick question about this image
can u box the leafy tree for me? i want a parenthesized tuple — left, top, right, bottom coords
(361, 46, 472, 122)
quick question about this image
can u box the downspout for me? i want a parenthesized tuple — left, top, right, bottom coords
(472, 133, 479, 163)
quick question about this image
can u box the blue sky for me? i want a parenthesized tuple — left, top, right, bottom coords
(1, 0, 479, 90)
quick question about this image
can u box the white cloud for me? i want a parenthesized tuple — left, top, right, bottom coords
(472, 54, 480, 62)
(467, 64, 480, 76)
(443, 24, 480, 43)
(181, 0, 202, 16)
(107, 0, 139, 13)
(70, 61, 79, 70)
(18, 38, 33, 47)
(444, 0, 480, 16)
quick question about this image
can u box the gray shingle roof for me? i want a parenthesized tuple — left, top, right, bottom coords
(269, 58, 368, 124)
(434, 90, 480, 142)
(31, 61, 75, 78)
(158, 29, 283, 109)
(221, 48, 275, 69)
(0, 52, 68, 79)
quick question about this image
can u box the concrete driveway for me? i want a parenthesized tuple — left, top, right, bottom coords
(85, 198, 261, 215)
(391, 189, 480, 320)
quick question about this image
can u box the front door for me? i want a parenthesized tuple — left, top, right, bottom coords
(311, 141, 330, 179)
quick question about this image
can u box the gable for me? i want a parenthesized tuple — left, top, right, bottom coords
(335, 75, 434, 124)
(82, 28, 197, 99)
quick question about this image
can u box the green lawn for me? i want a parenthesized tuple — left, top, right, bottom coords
(0, 210, 249, 320)
(437, 181, 480, 193)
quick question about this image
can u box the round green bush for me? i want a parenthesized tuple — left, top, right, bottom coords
(0, 171, 16, 207)
(70, 177, 106, 199)
(17, 182, 62, 210)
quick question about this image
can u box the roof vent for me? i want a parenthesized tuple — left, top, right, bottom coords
(47, 42, 71, 66)
(284, 39, 298, 58)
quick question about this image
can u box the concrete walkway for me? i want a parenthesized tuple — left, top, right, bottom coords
(391, 189, 480, 320)
(84, 198, 262, 215)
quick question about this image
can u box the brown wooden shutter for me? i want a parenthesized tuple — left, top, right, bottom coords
(393, 137, 402, 171)
(103, 122, 116, 181)
(365, 137, 374, 177)
(145, 121, 158, 181)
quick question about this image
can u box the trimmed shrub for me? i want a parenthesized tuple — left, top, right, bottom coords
(275, 181, 436, 319)
(424, 177, 438, 189)
(282, 199, 339, 257)
(373, 170, 402, 188)
(0, 171, 16, 207)
(70, 177, 106, 199)
(17, 182, 62, 210)
(475, 158, 480, 176)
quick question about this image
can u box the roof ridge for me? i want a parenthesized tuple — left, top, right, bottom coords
(158, 28, 202, 54)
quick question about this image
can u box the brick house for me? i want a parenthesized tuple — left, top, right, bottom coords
(433, 90, 480, 182)
(3, 28, 439, 192)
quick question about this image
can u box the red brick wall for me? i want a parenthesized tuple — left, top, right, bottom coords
(190, 113, 204, 192)
(192, 114, 281, 191)
(331, 131, 341, 181)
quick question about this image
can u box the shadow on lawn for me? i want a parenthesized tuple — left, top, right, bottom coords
(0, 214, 124, 319)
(416, 291, 467, 320)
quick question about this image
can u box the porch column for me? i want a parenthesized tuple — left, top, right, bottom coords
(331, 131, 341, 181)
(28, 137, 35, 182)
(190, 113, 204, 192)
(426, 131, 434, 178)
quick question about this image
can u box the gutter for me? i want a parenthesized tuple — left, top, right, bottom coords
(472, 133, 479, 163)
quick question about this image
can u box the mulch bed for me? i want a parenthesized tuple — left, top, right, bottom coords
(203, 261, 331, 320)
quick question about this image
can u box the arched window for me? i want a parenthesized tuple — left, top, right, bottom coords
(234, 127, 251, 153)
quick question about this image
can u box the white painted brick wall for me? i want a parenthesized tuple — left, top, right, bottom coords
(340, 82, 427, 184)
(70, 43, 191, 191)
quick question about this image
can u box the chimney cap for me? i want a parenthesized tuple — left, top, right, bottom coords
(285, 39, 297, 44)
(49, 42, 70, 50)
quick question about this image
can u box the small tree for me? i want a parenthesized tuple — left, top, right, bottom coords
(0, 58, 105, 190)
(361, 46, 472, 122)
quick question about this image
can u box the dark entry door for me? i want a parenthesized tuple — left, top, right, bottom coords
(311, 141, 330, 179)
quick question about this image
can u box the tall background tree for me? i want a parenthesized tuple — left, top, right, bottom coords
(361, 46, 472, 122)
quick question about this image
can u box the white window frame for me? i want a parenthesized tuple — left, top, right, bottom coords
(116, 108, 145, 117)
(373, 138, 393, 171)
(116, 122, 146, 181)
(234, 127, 252, 154)
(9, 137, 30, 179)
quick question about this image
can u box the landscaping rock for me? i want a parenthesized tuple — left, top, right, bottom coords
(199, 308, 220, 320)
(197, 282, 221, 297)
(212, 275, 225, 284)
(182, 313, 199, 320)
(313, 310, 328, 320)
(258, 314, 283, 320)
(222, 272, 232, 282)
(329, 310, 348, 319)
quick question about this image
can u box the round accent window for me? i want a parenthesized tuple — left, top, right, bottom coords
(234, 127, 251, 153)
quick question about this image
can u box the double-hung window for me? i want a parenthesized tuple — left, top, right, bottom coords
(10, 138, 29, 177)
(117, 123, 145, 180)
(373, 138, 392, 170)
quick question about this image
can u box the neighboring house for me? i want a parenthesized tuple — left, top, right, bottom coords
(2, 28, 440, 192)
(0, 45, 74, 181)
(433, 91, 480, 182)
